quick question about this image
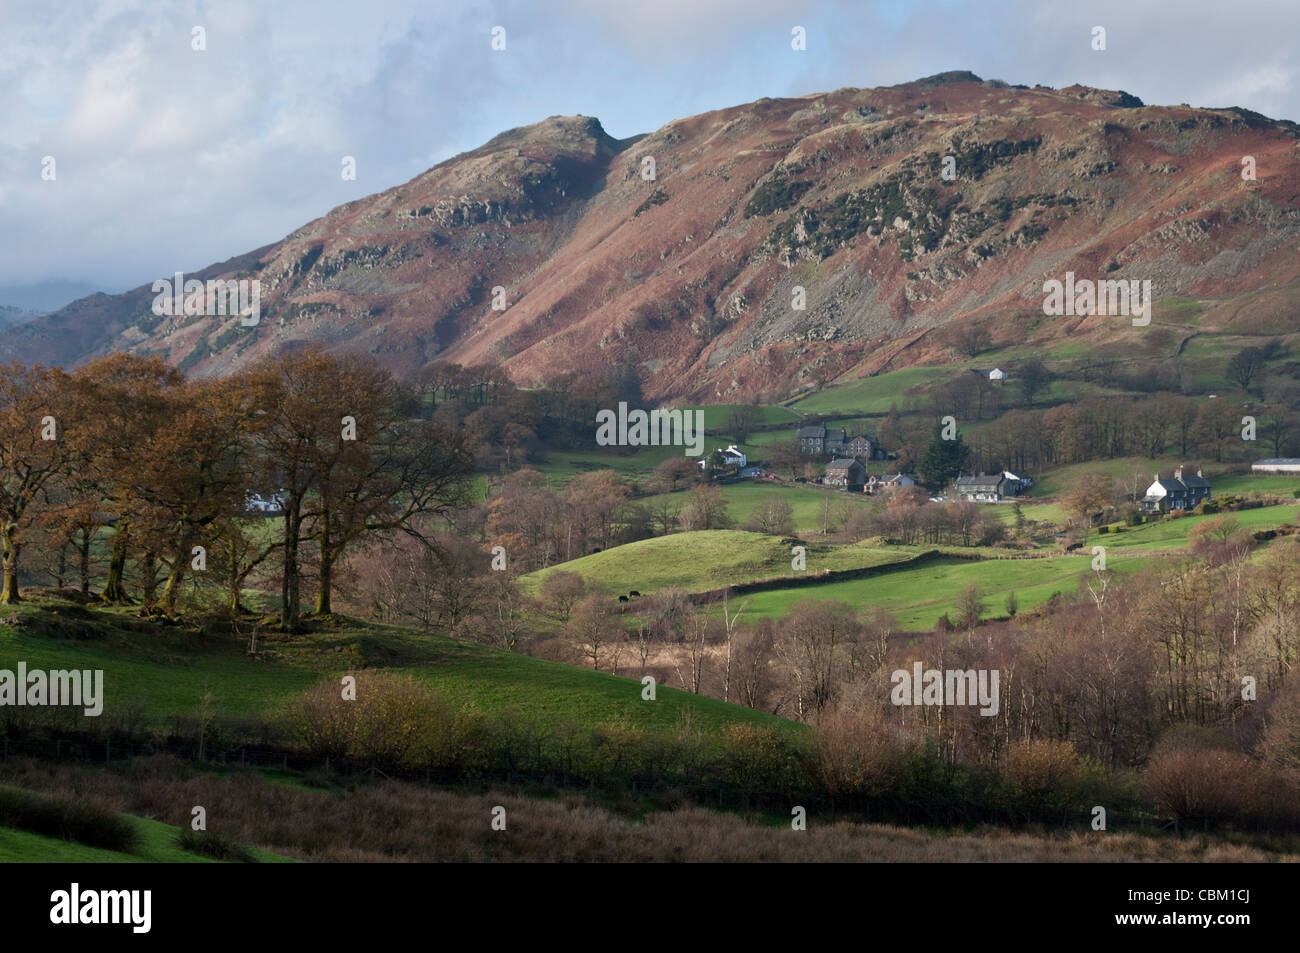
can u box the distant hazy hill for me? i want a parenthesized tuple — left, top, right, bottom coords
(0, 304, 45, 329)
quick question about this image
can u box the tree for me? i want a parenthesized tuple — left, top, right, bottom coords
(957, 583, 986, 629)
(776, 600, 857, 719)
(566, 594, 618, 671)
(956, 323, 992, 357)
(245, 349, 346, 629)
(1225, 347, 1264, 392)
(765, 438, 803, 480)
(72, 354, 185, 604)
(651, 456, 699, 493)
(917, 422, 968, 488)
(728, 404, 761, 444)
(539, 571, 586, 622)
(563, 469, 632, 553)
(143, 376, 256, 613)
(0, 364, 79, 602)
(680, 484, 733, 530)
(1017, 357, 1052, 407)
(1061, 471, 1115, 540)
(745, 494, 795, 536)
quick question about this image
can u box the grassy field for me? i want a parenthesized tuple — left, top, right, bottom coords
(788, 366, 953, 415)
(636, 481, 880, 534)
(1095, 502, 1300, 552)
(0, 598, 793, 738)
(523, 530, 924, 597)
(733, 553, 1152, 629)
(0, 793, 291, 863)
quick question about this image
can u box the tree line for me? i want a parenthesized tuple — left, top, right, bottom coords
(0, 350, 476, 628)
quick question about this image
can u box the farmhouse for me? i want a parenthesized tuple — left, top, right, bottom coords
(798, 425, 883, 459)
(865, 473, 917, 495)
(844, 433, 881, 459)
(954, 471, 1027, 502)
(969, 368, 1008, 381)
(824, 458, 866, 487)
(1140, 466, 1212, 514)
(797, 424, 847, 455)
(698, 444, 748, 470)
(1252, 458, 1300, 474)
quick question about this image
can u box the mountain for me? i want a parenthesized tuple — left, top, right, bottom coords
(8, 73, 1300, 400)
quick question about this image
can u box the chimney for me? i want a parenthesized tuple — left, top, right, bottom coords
(1174, 466, 1183, 481)
(1197, 468, 1203, 478)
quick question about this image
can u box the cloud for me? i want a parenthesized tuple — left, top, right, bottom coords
(0, 0, 1296, 297)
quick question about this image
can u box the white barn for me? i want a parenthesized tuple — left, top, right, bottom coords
(1252, 458, 1300, 474)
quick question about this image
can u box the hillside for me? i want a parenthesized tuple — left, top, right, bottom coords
(8, 73, 1299, 401)
(0, 596, 792, 738)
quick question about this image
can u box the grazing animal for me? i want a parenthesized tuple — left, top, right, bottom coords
(618, 595, 629, 603)
(629, 590, 640, 598)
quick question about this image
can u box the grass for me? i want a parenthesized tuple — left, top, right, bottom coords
(732, 553, 1152, 629)
(523, 530, 923, 597)
(0, 785, 291, 862)
(1095, 503, 1300, 552)
(0, 595, 793, 740)
(789, 366, 953, 415)
(636, 481, 880, 534)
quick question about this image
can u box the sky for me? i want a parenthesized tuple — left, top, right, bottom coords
(2, 0, 1299, 309)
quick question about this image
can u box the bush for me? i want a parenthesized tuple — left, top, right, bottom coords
(284, 671, 476, 771)
(176, 829, 259, 863)
(999, 738, 1103, 822)
(1144, 747, 1300, 830)
(0, 787, 139, 853)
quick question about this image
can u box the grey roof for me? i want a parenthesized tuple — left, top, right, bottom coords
(956, 474, 1003, 488)
(1181, 473, 1210, 488)
(827, 458, 861, 469)
(797, 425, 826, 438)
(1153, 479, 1187, 493)
(1254, 458, 1300, 465)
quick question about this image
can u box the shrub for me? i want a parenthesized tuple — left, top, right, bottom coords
(999, 738, 1102, 822)
(0, 787, 139, 853)
(808, 711, 908, 803)
(284, 671, 471, 770)
(176, 829, 259, 863)
(1144, 747, 1300, 830)
(720, 724, 802, 803)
